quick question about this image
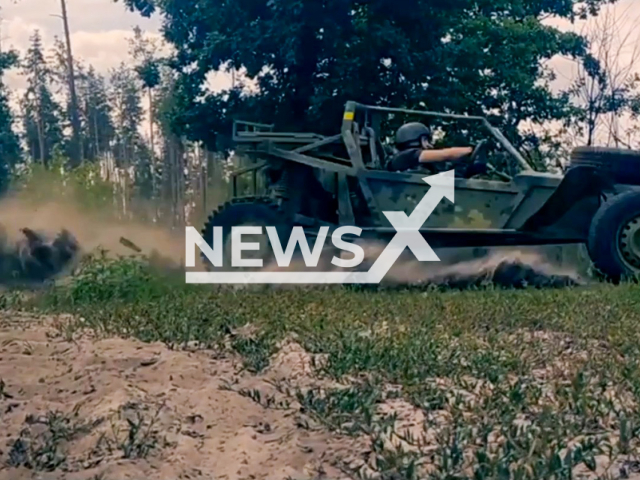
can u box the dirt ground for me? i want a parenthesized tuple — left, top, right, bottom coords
(0, 312, 367, 480)
(1, 310, 638, 480)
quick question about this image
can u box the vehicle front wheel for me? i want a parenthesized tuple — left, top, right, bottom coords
(200, 197, 294, 272)
(587, 191, 640, 282)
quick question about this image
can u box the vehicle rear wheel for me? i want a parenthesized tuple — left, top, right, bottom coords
(587, 191, 640, 282)
(200, 197, 294, 272)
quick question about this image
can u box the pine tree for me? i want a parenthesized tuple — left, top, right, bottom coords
(129, 26, 161, 155)
(153, 67, 187, 226)
(0, 50, 22, 192)
(110, 62, 143, 167)
(76, 65, 115, 161)
(128, 27, 163, 211)
(109, 62, 157, 211)
(20, 30, 64, 167)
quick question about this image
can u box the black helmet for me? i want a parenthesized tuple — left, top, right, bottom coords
(395, 122, 431, 149)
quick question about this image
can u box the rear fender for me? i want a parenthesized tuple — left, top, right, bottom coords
(520, 165, 611, 233)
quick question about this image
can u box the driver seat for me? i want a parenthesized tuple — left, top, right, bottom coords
(362, 126, 390, 169)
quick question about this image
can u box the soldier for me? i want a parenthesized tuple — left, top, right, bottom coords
(386, 122, 485, 176)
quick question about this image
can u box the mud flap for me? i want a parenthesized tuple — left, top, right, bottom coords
(520, 166, 609, 232)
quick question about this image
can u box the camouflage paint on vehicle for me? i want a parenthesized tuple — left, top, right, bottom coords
(363, 171, 562, 229)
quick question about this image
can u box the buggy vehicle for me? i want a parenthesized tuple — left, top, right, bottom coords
(201, 101, 640, 281)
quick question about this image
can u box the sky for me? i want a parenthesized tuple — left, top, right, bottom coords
(2, 0, 640, 142)
(0, 0, 236, 96)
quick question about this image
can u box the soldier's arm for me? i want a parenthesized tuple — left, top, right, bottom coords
(418, 147, 473, 163)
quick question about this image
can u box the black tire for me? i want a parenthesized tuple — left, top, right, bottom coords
(587, 191, 640, 281)
(200, 197, 294, 271)
(570, 146, 640, 185)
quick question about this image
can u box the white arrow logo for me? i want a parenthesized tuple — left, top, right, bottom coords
(186, 170, 455, 284)
(348, 169, 454, 283)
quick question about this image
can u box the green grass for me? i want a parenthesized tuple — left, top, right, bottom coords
(7, 408, 102, 472)
(5, 253, 640, 479)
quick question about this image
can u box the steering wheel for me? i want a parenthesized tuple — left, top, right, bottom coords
(469, 139, 490, 163)
(462, 139, 495, 179)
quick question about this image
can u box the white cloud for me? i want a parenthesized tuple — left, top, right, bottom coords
(1, 0, 237, 100)
(2, 2, 162, 88)
(0, 0, 231, 142)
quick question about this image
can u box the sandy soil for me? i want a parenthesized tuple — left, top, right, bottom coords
(0, 312, 364, 480)
(0, 312, 636, 480)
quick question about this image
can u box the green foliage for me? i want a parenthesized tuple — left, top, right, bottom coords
(48, 36, 83, 155)
(130, 25, 163, 92)
(0, 49, 18, 72)
(118, 0, 618, 154)
(565, 13, 640, 147)
(110, 63, 145, 166)
(20, 30, 65, 166)
(0, 24, 218, 230)
(109, 61, 158, 199)
(47, 252, 173, 306)
(10, 155, 115, 216)
(108, 403, 163, 459)
(0, 50, 21, 192)
(135, 59, 161, 90)
(76, 65, 116, 161)
(7, 409, 98, 472)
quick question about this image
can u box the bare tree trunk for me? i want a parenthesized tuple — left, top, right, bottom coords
(147, 88, 154, 155)
(60, 0, 82, 167)
(174, 138, 185, 228)
(168, 139, 177, 228)
(93, 110, 100, 157)
(158, 136, 184, 228)
(174, 142, 180, 228)
(201, 145, 208, 219)
(0, 7, 6, 56)
(147, 87, 158, 221)
(36, 105, 46, 167)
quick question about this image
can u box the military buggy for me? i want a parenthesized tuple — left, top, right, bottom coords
(201, 101, 640, 281)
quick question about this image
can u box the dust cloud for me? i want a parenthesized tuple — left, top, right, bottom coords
(0, 195, 185, 259)
(260, 241, 586, 289)
(385, 247, 584, 288)
(0, 227, 79, 286)
(0, 191, 185, 286)
(361, 242, 585, 288)
(0, 188, 586, 289)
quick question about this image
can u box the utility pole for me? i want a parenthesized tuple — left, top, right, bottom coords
(59, 0, 82, 167)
